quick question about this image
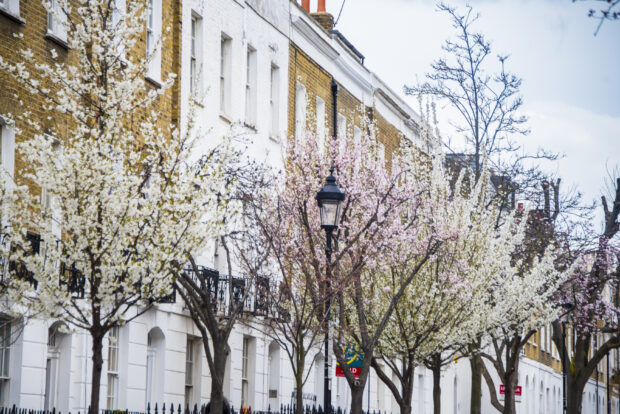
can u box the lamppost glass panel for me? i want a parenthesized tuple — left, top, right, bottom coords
(319, 199, 342, 229)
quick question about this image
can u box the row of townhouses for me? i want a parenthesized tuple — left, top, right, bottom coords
(0, 0, 618, 413)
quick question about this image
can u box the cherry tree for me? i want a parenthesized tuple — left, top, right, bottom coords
(231, 170, 328, 414)
(247, 120, 465, 414)
(174, 156, 271, 414)
(406, 5, 564, 412)
(551, 177, 620, 414)
(0, 1, 235, 411)
(370, 152, 565, 414)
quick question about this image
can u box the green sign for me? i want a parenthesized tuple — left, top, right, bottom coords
(340, 344, 363, 368)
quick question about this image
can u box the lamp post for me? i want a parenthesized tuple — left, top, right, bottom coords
(316, 167, 345, 414)
(561, 302, 573, 414)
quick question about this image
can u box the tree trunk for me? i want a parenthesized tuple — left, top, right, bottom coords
(350, 384, 365, 414)
(470, 354, 483, 414)
(90, 332, 104, 414)
(209, 337, 230, 414)
(400, 404, 412, 414)
(432, 355, 442, 414)
(295, 373, 304, 414)
(567, 378, 584, 414)
(502, 379, 515, 414)
(294, 347, 305, 414)
(400, 366, 414, 414)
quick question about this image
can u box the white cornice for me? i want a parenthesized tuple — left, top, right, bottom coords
(334, 56, 373, 93)
(292, 16, 340, 61)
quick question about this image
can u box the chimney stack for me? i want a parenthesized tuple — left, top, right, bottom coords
(301, 0, 310, 12)
(310, 0, 334, 31)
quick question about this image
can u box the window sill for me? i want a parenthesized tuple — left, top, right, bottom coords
(0, 7, 25, 24)
(45, 32, 71, 50)
(145, 76, 162, 89)
(219, 113, 232, 124)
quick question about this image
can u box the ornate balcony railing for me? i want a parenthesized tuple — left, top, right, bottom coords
(58, 262, 85, 299)
(182, 266, 272, 317)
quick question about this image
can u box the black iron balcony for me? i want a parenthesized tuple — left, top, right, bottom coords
(59, 262, 85, 299)
(182, 265, 273, 317)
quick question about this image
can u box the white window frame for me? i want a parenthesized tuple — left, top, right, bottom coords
(189, 12, 202, 94)
(337, 114, 346, 152)
(0, 0, 20, 18)
(353, 126, 362, 146)
(0, 119, 15, 181)
(111, 0, 127, 61)
(241, 337, 249, 408)
(40, 135, 62, 238)
(315, 97, 326, 153)
(185, 338, 193, 406)
(146, 0, 162, 82)
(106, 326, 119, 410)
(245, 46, 257, 127)
(47, 0, 68, 42)
(269, 64, 280, 139)
(219, 34, 232, 117)
(376, 140, 385, 165)
(0, 319, 10, 406)
(295, 82, 307, 141)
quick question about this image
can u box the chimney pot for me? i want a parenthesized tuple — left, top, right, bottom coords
(301, 0, 310, 12)
(318, 0, 326, 12)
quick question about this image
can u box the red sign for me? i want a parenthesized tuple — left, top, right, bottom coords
(499, 385, 522, 402)
(335, 365, 361, 378)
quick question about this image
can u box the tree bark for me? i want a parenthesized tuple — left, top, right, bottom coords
(295, 373, 304, 414)
(350, 384, 365, 414)
(502, 373, 517, 414)
(401, 366, 414, 414)
(432, 354, 442, 414)
(470, 353, 483, 414)
(295, 347, 305, 414)
(90, 331, 104, 414)
(209, 337, 230, 414)
(567, 379, 584, 414)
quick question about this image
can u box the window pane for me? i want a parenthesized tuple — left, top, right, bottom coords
(185, 339, 193, 385)
(107, 374, 117, 409)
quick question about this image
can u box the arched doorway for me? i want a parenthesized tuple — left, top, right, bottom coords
(268, 342, 280, 410)
(314, 353, 325, 408)
(145, 328, 165, 408)
(44, 322, 71, 413)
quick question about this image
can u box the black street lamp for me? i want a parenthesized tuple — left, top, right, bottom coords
(561, 301, 574, 414)
(316, 167, 345, 414)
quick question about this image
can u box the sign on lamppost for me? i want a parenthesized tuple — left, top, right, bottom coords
(335, 345, 363, 378)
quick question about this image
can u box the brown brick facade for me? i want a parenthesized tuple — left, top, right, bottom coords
(288, 43, 403, 164)
(0, 0, 182, 187)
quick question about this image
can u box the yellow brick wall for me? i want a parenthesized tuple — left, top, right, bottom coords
(0, 0, 182, 188)
(288, 43, 402, 164)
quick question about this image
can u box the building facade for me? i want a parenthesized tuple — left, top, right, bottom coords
(0, 0, 618, 413)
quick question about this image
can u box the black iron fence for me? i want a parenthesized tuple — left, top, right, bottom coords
(0, 403, 393, 414)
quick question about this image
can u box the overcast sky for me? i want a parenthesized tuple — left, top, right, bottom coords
(319, 0, 620, 230)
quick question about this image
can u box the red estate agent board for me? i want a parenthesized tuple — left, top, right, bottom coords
(335, 345, 363, 378)
(499, 385, 522, 403)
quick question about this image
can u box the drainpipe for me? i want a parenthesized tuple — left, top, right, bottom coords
(331, 78, 338, 142)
